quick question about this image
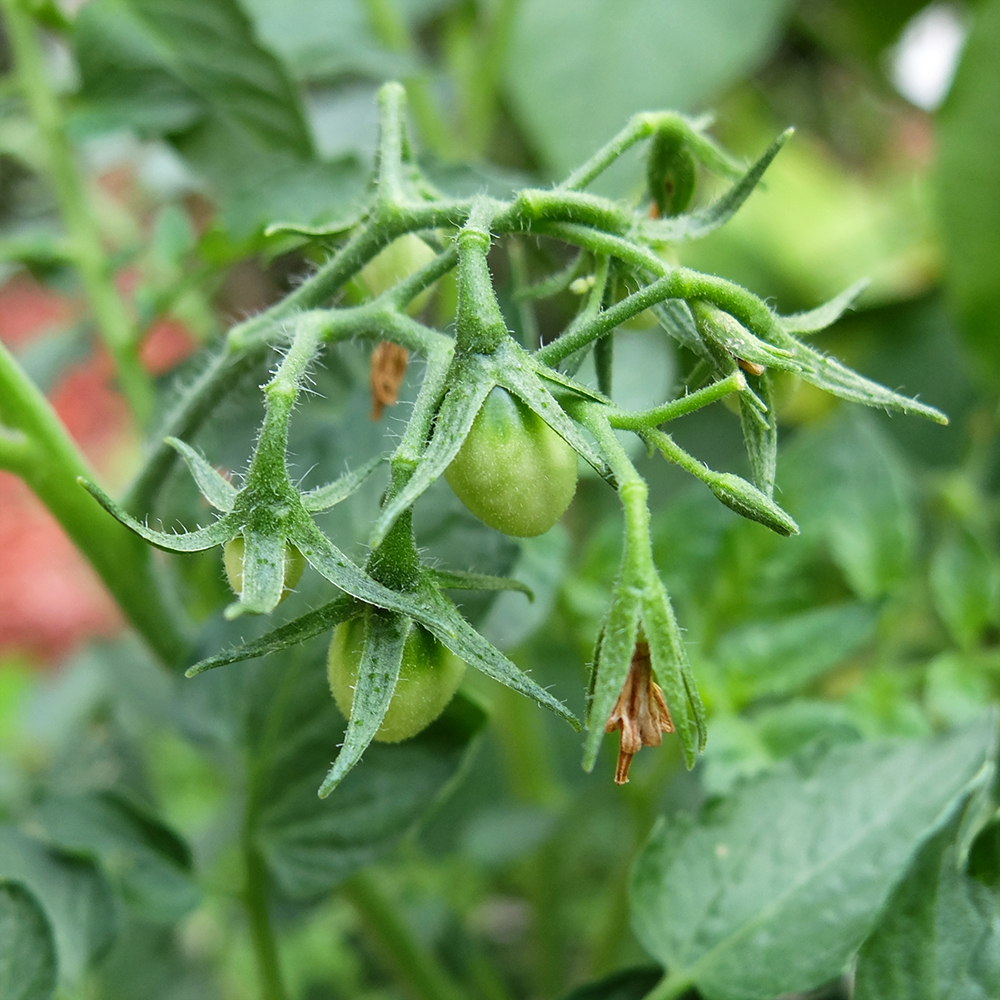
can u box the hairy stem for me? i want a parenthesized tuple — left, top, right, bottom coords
(344, 870, 467, 1000)
(0, 341, 189, 666)
(0, 0, 154, 423)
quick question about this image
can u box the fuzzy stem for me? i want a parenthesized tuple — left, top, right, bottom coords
(608, 370, 746, 429)
(0, 341, 189, 666)
(0, 0, 154, 423)
(344, 870, 468, 1000)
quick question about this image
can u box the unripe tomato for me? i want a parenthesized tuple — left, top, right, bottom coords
(223, 538, 305, 602)
(360, 233, 438, 316)
(445, 387, 578, 537)
(327, 618, 466, 742)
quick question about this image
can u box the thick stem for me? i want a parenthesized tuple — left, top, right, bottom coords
(0, 342, 189, 666)
(643, 971, 696, 1000)
(243, 845, 289, 1000)
(344, 870, 467, 1000)
(0, 0, 153, 423)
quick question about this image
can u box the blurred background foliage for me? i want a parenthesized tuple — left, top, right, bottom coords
(2, 0, 1000, 998)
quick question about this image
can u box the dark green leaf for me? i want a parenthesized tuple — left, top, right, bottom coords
(178, 638, 486, 899)
(0, 882, 57, 1000)
(0, 826, 116, 985)
(630, 717, 998, 1000)
(557, 966, 663, 1000)
(34, 793, 199, 924)
(74, 0, 312, 155)
(855, 814, 997, 1000)
(936, 0, 1000, 379)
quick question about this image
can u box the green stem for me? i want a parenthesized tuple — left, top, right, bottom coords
(608, 371, 746, 429)
(244, 845, 289, 1000)
(364, 0, 456, 159)
(0, 341, 189, 666)
(643, 971, 696, 1000)
(344, 870, 467, 1000)
(0, 0, 154, 424)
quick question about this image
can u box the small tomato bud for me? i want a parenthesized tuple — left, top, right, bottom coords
(223, 538, 306, 602)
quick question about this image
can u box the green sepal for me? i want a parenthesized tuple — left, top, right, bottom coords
(79, 478, 234, 552)
(368, 364, 494, 549)
(709, 471, 799, 536)
(165, 437, 237, 512)
(583, 580, 641, 772)
(301, 453, 388, 512)
(642, 579, 705, 766)
(739, 369, 777, 496)
(692, 301, 798, 372)
(186, 596, 359, 676)
(429, 570, 535, 601)
(319, 608, 409, 798)
(791, 341, 949, 424)
(780, 278, 869, 334)
(224, 528, 289, 619)
(646, 124, 697, 217)
(639, 128, 793, 244)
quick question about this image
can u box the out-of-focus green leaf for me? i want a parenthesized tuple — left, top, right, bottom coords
(178, 636, 485, 899)
(0, 826, 116, 985)
(34, 792, 199, 924)
(930, 530, 1000, 651)
(936, 0, 1000, 379)
(74, 0, 312, 155)
(174, 117, 365, 240)
(630, 716, 997, 1000)
(715, 601, 878, 704)
(780, 413, 917, 600)
(0, 882, 57, 1000)
(855, 815, 998, 1000)
(925, 652, 999, 729)
(505, 0, 793, 179)
(556, 966, 663, 1000)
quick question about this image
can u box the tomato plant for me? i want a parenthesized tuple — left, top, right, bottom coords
(1, 2, 999, 1000)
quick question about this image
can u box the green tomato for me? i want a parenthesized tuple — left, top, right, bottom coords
(359, 233, 438, 316)
(327, 618, 466, 743)
(445, 387, 578, 537)
(223, 537, 305, 602)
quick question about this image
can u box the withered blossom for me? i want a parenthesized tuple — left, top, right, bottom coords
(369, 340, 409, 420)
(605, 641, 674, 784)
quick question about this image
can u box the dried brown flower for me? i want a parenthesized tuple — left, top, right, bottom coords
(369, 341, 409, 420)
(604, 641, 674, 784)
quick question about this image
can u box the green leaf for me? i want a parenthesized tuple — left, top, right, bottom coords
(179, 638, 486, 898)
(0, 826, 116, 986)
(630, 716, 998, 1000)
(74, 0, 312, 155)
(715, 602, 878, 705)
(779, 278, 869, 334)
(936, 0, 1000, 379)
(556, 966, 663, 1000)
(855, 815, 998, 1000)
(780, 413, 917, 600)
(506, 0, 793, 179)
(930, 530, 1000, 652)
(0, 882, 57, 1000)
(33, 792, 199, 925)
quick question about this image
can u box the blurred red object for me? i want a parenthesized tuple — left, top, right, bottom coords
(0, 273, 196, 664)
